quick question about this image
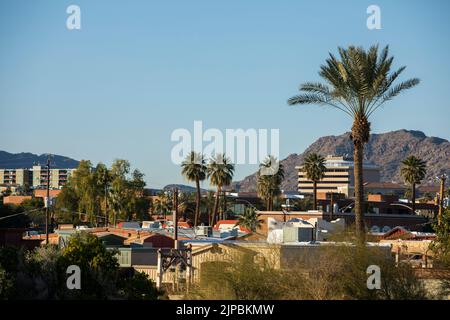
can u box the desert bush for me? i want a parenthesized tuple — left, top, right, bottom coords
(186, 244, 427, 300)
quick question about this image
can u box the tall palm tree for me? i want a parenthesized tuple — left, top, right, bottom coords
(181, 151, 207, 227)
(288, 45, 419, 240)
(200, 191, 216, 225)
(235, 207, 263, 233)
(401, 156, 426, 213)
(154, 191, 171, 220)
(302, 153, 326, 210)
(257, 156, 285, 211)
(257, 175, 272, 210)
(207, 153, 234, 226)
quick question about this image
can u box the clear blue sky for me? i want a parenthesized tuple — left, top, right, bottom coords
(1, 0, 449, 189)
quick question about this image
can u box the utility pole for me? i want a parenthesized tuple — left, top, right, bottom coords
(438, 174, 447, 226)
(329, 192, 334, 221)
(104, 170, 109, 228)
(186, 244, 193, 292)
(282, 197, 290, 223)
(156, 249, 163, 289)
(173, 187, 179, 250)
(222, 190, 226, 221)
(45, 155, 51, 245)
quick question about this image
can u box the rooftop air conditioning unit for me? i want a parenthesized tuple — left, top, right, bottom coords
(195, 226, 212, 237)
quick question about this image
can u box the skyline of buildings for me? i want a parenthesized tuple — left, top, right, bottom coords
(2, 1, 449, 189)
(0, 166, 76, 190)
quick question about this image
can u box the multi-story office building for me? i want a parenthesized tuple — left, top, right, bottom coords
(0, 166, 76, 190)
(296, 155, 380, 197)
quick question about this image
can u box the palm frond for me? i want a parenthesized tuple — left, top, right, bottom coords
(369, 78, 420, 116)
(288, 44, 419, 121)
(287, 93, 353, 116)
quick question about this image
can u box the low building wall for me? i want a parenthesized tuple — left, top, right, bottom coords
(256, 211, 428, 235)
(3, 196, 32, 205)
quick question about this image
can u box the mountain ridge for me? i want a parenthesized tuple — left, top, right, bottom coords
(232, 129, 450, 192)
(0, 151, 79, 169)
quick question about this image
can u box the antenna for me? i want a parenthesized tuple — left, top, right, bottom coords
(46, 153, 56, 167)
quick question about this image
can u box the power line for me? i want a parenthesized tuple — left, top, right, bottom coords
(0, 208, 44, 221)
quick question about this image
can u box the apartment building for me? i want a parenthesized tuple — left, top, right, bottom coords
(296, 155, 380, 197)
(31, 165, 76, 189)
(0, 166, 76, 190)
(0, 169, 32, 189)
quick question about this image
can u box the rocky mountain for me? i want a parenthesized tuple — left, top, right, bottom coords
(232, 130, 450, 192)
(0, 151, 79, 169)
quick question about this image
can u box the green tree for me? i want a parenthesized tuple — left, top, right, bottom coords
(207, 154, 234, 225)
(200, 191, 216, 225)
(1, 187, 12, 197)
(420, 192, 433, 204)
(109, 160, 148, 223)
(288, 45, 420, 240)
(94, 163, 111, 226)
(54, 181, 79, 224)
(256, 174, 271, 210)
(60, 232, 119, 299)
(302, 153, 326, 210)
(0, 204, 31, 228)
(257, 156, 284, 211)
(127, 169, 148, 221)
(25, 245, 63, 299)
(71, 160, 99, 223)
(21, 197, 44, 211)
(431, 207, 450, 267)
(0, 247, 19, 299)
(0, 267, 14, 299)
(56, 159, 148, 226)
(235, 207, 263, 233)
(153, 191, 172, 220)
(181, 151, 207, 227)
(119, 271, 161, 300)
(110, 160, 131, 224)
(0, 235, 161, 300)
(400, 156, 426, 213)
(430, 208, 450, 296)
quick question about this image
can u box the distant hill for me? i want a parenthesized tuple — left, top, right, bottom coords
(232, 129, 450, 192)
(163, 184, 210, 193)
(0, 151, 79, 169)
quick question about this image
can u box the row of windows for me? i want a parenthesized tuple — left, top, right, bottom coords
(299, 186, 339, 190)
(298, 175, 350, 179)
(298, 169, 350, 173)
(298, 180, 350, 184)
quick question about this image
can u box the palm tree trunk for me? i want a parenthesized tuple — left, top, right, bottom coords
(313, 181, 317, 210)
(354, 142, 365, 241)
(211, 185, 221, 226)
(222, 190, 227, 220)
(195, 178, 200, 227)
(412, 183, 416, 213)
